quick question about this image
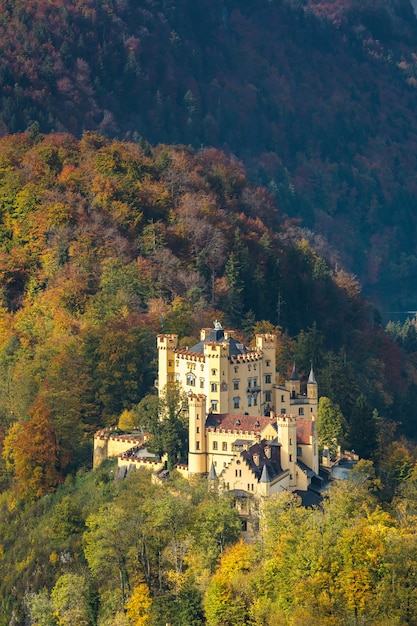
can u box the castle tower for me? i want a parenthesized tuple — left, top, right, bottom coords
(188, 394, 208, 475)
(287, 363, 301, 398)
(256, 333, 277, 412)
(157, 333, 178, 394)
(307, 365, 318, 401)
(307, 364, 318, 417)
(277, 414, 297, 488)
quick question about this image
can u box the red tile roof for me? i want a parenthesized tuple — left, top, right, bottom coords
(206, 413, 273, 433)
(297, 419, 314, 444)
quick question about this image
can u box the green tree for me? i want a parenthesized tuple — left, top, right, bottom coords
(26, 589, 57, 626)
(317, 396, 346, 459)
(51, 573, 93, 626)
(295, 322, 325, 372)
(349, 393, 377, 459)
(224, 252, 244, 327)
(193, 493, 241, 572)
(137, 384, 188, 468)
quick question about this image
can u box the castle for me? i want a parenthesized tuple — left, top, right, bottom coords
(94, 322, 322, 502)
(157, 322, 320, 498)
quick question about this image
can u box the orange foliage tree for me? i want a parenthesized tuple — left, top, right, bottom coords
(3, 398, 63, 500)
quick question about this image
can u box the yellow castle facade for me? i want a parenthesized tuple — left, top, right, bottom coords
(93, 323, 321, 501)
(157, 322, 320, 498)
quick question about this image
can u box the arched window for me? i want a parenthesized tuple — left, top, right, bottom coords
(186, 373, 196, 386)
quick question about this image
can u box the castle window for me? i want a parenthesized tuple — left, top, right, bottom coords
(222, 442, 228, 451)
(196, 441, 200, 450)
(266, 360, 271, 367)
(186, 373, 196, 386)
(247, 395, 252, 407)
(298, 407, 304, 415)
(251, 484, 254, 491)
(213, 441, 218, 450)
(233, 397, 240, 409)
(211, 383, 218, 392)
(200, 378, 204, 388)
(265, 391, 271, 402)
(254, 364, 257, 370)
(297, 446, 302, 456)
(290, 438, 292, 445)
(248, 365, 251, 371)
(289, 454, 292, 462)
(281, 395, 285, 402)
(168, 361, 173, 367)
(196, 427, 200, 434)
(290, 474, 293, 480)
(253, 394, 257, 406)
(253, 377, 257, 387)
(281, 407, 286, 414)
(233, 380, 239, 390)
(221, 382, 227, 391)
(234, 366, 239, 373)
(241, 520, 247, 531)
(265, 374, 271, 384)
(211, 400, 218, 412)
(211, 368, 217, 376)
(247, 378, 251, 388)
(201, 364, 204, 371)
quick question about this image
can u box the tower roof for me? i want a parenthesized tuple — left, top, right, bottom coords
(208, 460, 217, 480)
(188, 330, 250, 357)
(289, 363, 299, 380)
(308, 365, 317, 384)
(259, 463, 271, 483)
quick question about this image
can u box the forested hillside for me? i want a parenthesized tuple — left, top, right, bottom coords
(0, 131, 416, 623)
(0, 130, 414, 471)
(0, 0, 416, 309)
(3, 459, 417, 625)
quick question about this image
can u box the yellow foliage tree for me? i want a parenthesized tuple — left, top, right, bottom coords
(118, 409, 136, 431)
(125, 581, 152, 626)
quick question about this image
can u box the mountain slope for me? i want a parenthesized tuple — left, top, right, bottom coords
(1, 0, 417, 309)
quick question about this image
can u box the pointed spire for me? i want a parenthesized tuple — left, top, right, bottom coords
(259, 463, 271, 483)
(208, 460, 217, 480)
(290, 362, 299, 380)
(308, 364, 317, 385)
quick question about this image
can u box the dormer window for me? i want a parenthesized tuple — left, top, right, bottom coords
(235, 419, 241, 426)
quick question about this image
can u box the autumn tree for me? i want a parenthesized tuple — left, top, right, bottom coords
(3, 399, 63, 500)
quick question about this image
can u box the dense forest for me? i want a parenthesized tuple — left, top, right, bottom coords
(0, 131, 416, 623)
(0, 0, 416, 309)
(2, 0, 417, 621)
(3, 458, 417, 626)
